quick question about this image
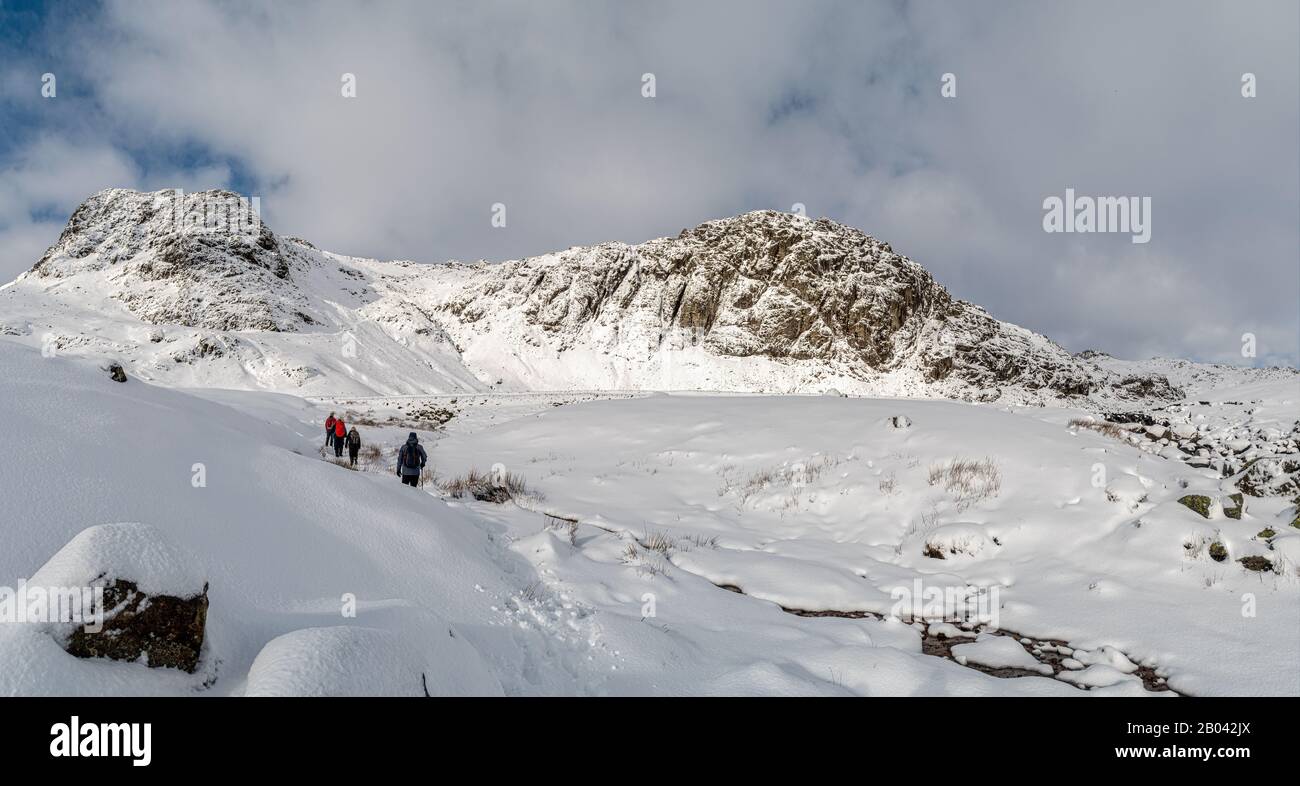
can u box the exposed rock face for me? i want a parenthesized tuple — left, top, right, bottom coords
(1237, 457, 1300, 498)
(11, 191, 1214, 402)
(1112, 374, 1182, 401)
(66, 579, 209, 673)
(32, 188, 315, 332)
(29, 523, 211, 674)
(437, 211, 1138, 402)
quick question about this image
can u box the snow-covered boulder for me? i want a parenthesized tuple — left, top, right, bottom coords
(1104, 475, 1148, 510)
(1236, 457, 1300, 498)
(889, 415, 912, 429)
(922, 523, 997, 560)
(29, 523, 209, 673)
(244, 625, 502, 697)
(1225, 438, 1252, 455)
(950, 634, 1052, 675)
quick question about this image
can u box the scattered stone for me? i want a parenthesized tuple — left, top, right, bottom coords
(1208, 541, 1229, 562)
(890, 415, 912, 429)
(1177, 494, 1213, 519)
(1238, 555, 1273, 572)
(1222, 493, 1245, 520)
(107, 362, 127, 383)
(1237, 457, 1300, 498)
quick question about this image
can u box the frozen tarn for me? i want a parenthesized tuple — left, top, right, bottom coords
(434, 392, 1300, 696)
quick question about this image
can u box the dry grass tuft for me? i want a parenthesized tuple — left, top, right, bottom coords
(441, 468, 541, 504)
(927, 457, 1001, 510)
(1069, 418, 1127, 440)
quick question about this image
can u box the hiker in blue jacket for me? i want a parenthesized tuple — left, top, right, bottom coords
(397, 432, 427, 487)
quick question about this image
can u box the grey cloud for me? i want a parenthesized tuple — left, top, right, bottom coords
(3, 0, 1295, 365)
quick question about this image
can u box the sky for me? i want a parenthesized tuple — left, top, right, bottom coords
(1, 0, 1296, 366)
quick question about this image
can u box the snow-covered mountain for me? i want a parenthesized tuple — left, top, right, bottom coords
(0, 188, 1287, 403)
(3, 190, 1297, 698)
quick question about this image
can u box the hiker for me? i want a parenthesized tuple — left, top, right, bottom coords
(346, 426, 362, 467)
(333, 417, 347, 458)
(325, 412, 337, 448)
(396, 432, 427, 487)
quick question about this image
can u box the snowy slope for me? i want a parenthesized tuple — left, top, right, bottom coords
(0, 341, 508, 695)
(3, 189, 1296, 697)
(9, 341, 1296, 695)
(2, 188, 1261, 404)
(429, 391, 1300, 696)
(0, 189, 485, 396)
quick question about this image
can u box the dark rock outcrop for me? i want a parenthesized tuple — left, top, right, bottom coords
(32, 188, 315, 332)
(66, 578, 209, 673)
(438, 211, 1148, 403)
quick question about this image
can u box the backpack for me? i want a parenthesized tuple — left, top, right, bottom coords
(401, 442, 422, 470)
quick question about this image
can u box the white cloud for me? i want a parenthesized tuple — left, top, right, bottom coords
(3, 0, 1295, 364)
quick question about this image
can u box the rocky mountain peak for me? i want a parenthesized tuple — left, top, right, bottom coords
(8, 193, 1189, 403)
(436, 208, 1145, 401)
(30, 188, 314, 332)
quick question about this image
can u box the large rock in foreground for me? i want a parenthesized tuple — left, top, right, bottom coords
(64, 578, 208, 673)
(30, 523, 209, 673)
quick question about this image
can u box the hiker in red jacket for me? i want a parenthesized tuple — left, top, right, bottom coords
(325, 412, 337, 448)
(333, 417, 347, 457)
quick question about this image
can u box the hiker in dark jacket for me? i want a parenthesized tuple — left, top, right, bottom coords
(397, 432, 427, 487)
(346, 427, 362, 467)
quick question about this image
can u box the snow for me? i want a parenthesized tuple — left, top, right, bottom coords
(29, 522, 206, 598)
(1072, 645, 1140, 673)
(922, 523, 999, 561)
(1, 338, 1297, 696)
(244, 626, 502, 697)
(0, 341, 514, 695)
(1057, 665, 1144, 689)
(1, 195, 1297, 696)
(1105, 475, 1149, 510)
(951, 634, 1053, 675)
(429, 392, 1300, 696)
